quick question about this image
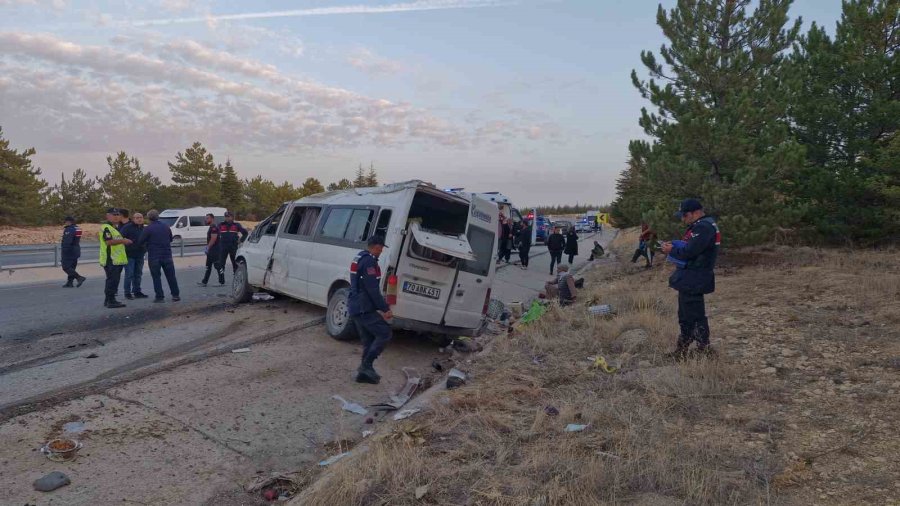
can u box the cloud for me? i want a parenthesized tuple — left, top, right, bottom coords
(0, 0, 66, 9)
(0, 31, 551, 155)
(133, 0, 517, 26)
(346, 48, 404, 76)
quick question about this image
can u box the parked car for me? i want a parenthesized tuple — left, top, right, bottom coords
(575, 220, 593, 233)
(533, 215, 552, 243)
(158, 207, 226, 244)
(554, 220, 574, 234)
(234, 181, 500, 341)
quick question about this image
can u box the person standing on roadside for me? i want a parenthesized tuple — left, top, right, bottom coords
(60, 216, 85, 288)
(631, 222, 657, 268)
(119, 212, 148, 300)
(117, 209, 130, 230)
(349, 235, 392, 384)
(198, 213, 224, 287)
(497, 215, 513, 264)
(139, 209, 181, 303)
(517, 220, 532, 269)
(564, 226, 579, 264)
(218, 211, 248, 273)
(546, 226, 565, 275)
(99, 208, 131, 308)
(661, 199, 721, 359)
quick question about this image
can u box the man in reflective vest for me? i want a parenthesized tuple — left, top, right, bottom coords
(99, 208, 132, 308)
(661, 199, 721, 359)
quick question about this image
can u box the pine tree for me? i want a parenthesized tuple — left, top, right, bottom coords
(0, 127, 48, 226)
(100, 152, 161, 214)
(220, 159, 243, 213)
(624, 0, 804, 245)
(327, 178, 353, 191)
(353, 164, 368, 188)
(365, 162, 378, 187)
(299, 177, 325, 197)
(787, 0, 899, 244)
(243, 176, 277, 219)
(272, 181, 300, 205)
(47, 169, 105, 222)
(168, 142, 222, 206)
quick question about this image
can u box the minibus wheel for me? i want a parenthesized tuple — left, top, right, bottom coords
(326, 288, 358, 341)
(232, 261, 252, 303)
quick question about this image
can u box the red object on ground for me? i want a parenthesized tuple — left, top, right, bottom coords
(263, 489, 278, 501)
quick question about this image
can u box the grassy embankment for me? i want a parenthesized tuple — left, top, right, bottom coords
(295, 228, 900, 505)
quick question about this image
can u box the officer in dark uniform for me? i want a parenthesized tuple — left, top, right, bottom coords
(661, 199, 721, 358)
(60, 216, 85, 287)
(348, 235, 392, 384)
(218, 211, 248, 273)
(198, 213, 224, 286)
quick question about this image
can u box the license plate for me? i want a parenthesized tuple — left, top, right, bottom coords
(402, 281, 441, 299)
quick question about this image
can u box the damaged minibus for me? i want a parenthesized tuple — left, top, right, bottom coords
(232, 181, 500, 340)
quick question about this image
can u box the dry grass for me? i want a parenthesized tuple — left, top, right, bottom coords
(295, 230, 900, 506)
(0, 221, 261, 245)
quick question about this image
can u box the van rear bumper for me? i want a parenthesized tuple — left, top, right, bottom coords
(392, 316, 481, 337)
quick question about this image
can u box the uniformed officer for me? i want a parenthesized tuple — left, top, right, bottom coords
(661, 199, 721, 358)
(218, 211, 248, 273)
(60, 216, 85, 288)
(99, 208, 132, 308)
(348, 235, 392, 384)
(198, 213, 224, 286)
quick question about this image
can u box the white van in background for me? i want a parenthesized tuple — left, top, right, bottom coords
(233, 181, 500, 340)
(158, 207, 227, 244)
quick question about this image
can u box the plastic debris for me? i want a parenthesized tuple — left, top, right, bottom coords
(231, 348, 251, 353)
(393, 408, 421, 421)
(332, 395, 368, 416)
(415, 484, 430, 500)
(588, 304, 616, 316)
(446, 368, 467, 389)
(520, 301, 547, 324)
(252, 292, 275, 301)
(318, 452, 351, 466)
(565, 424, 589, 432)
(544, 406, 560, 417)
(33, 471, 70, 492)
(362, 430, 374, 438)
(62, 421, 86, 434)
(590, 355, 619, 374)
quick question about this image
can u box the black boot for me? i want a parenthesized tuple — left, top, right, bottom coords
(76, 276, 86, 287)
(62, 281, 74, 288)
(106, 298, 126, 309)
(355, 359, 381, 384)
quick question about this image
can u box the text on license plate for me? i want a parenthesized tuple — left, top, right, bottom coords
(402, 281, 441, 299)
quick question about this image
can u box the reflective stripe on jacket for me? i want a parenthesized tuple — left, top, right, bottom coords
(99, 223, 127, 266)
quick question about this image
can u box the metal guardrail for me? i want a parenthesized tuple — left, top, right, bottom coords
(0, 238, 204, 270)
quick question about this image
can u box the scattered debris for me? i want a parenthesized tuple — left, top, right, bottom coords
(245, 471, 305, 499)
(33, 471, 70, 492)
(590, 355, 619, 374)
(588, 304, 616, 316)
(365, 417, 374, 424)
(40, 438, 82, 462)
(318, 452, 351, 466)
(252, 292, 275, 301)
(393, 408, 421, 421)
(231, 348, 251, 353)
(362, 430, 374, 438)
(431, 359, 443, 372)
(415, 484, 430, 500)
(446, 368, 467, 389)
(263, 489, 278, 501)
(62, 421, 86, 434)
(85, 353, 99, 359)
(565, 424, 589, 432)
(544, 406, 560, 417)
(520, 301, 547, 324)
(333, 395, 368, 415)
(452, 336, 482, 352)
(388, 367, 421, 408)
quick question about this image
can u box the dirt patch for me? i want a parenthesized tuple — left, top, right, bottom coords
(292, 231, 900, 505)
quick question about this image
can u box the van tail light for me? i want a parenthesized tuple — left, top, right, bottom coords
(386, 275, 398, 306)
(482, 288, 492, 316)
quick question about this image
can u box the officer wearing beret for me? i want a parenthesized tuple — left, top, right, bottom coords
(348, 235, 393, 384)
(661, 199, 721, 358)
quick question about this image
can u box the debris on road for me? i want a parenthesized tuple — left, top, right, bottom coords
(393, 408, 421, 421)
(62, 421, 86, 434)
(588, 304, 616, 317)
(332, 395, 368, 415)
(565, 424, 589, 432)
(362, 430, 374, 438)
(520, 301, 547, 324)
(446, 368, 467, 389)
(415, 484, 430, 500)
(85, 353, 99, 359)
(40, 438, 82, 462)
(252, 292, 275, 301)
(318, 451, 351, 466)
(33, 471, 70, 492)
(231, 348, 251, 353)
(589, 355, 619, 374)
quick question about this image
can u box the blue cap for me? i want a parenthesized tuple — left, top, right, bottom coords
(674, 199, 703, 218)
(367, 235, 388, 247)
(106, 207, 121, 215)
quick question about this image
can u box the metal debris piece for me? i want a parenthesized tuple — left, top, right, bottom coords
(231, 348, 251, 353)
(332, 395, 368, 416)
(393, 408, 421, 421)
(318, 452, 351, 466)
(565, 424, 589, 432)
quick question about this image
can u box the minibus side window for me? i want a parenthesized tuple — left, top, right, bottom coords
(344, 209, 375, 242)
(374, 210, 392, 238)
(189, 216, 205, 227)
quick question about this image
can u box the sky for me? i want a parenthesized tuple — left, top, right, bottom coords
(0, 0, 843, 206)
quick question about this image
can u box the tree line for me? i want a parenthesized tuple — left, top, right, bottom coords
(0, 133, 380, 225)
(531, 204, 610, 216)
(611, 0, 898, 246)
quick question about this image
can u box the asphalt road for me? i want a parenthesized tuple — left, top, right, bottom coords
(0, 263, 236, 342)
(0, 242, 207, 268)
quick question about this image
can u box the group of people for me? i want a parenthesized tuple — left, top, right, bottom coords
(60, 208, 248, 309)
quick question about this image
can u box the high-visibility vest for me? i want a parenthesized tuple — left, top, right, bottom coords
(99, 223, 128, 266)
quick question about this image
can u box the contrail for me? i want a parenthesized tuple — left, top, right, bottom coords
(134, 0, 518, 26)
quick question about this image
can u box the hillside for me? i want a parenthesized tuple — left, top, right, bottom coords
(293, 229, 900, 505)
